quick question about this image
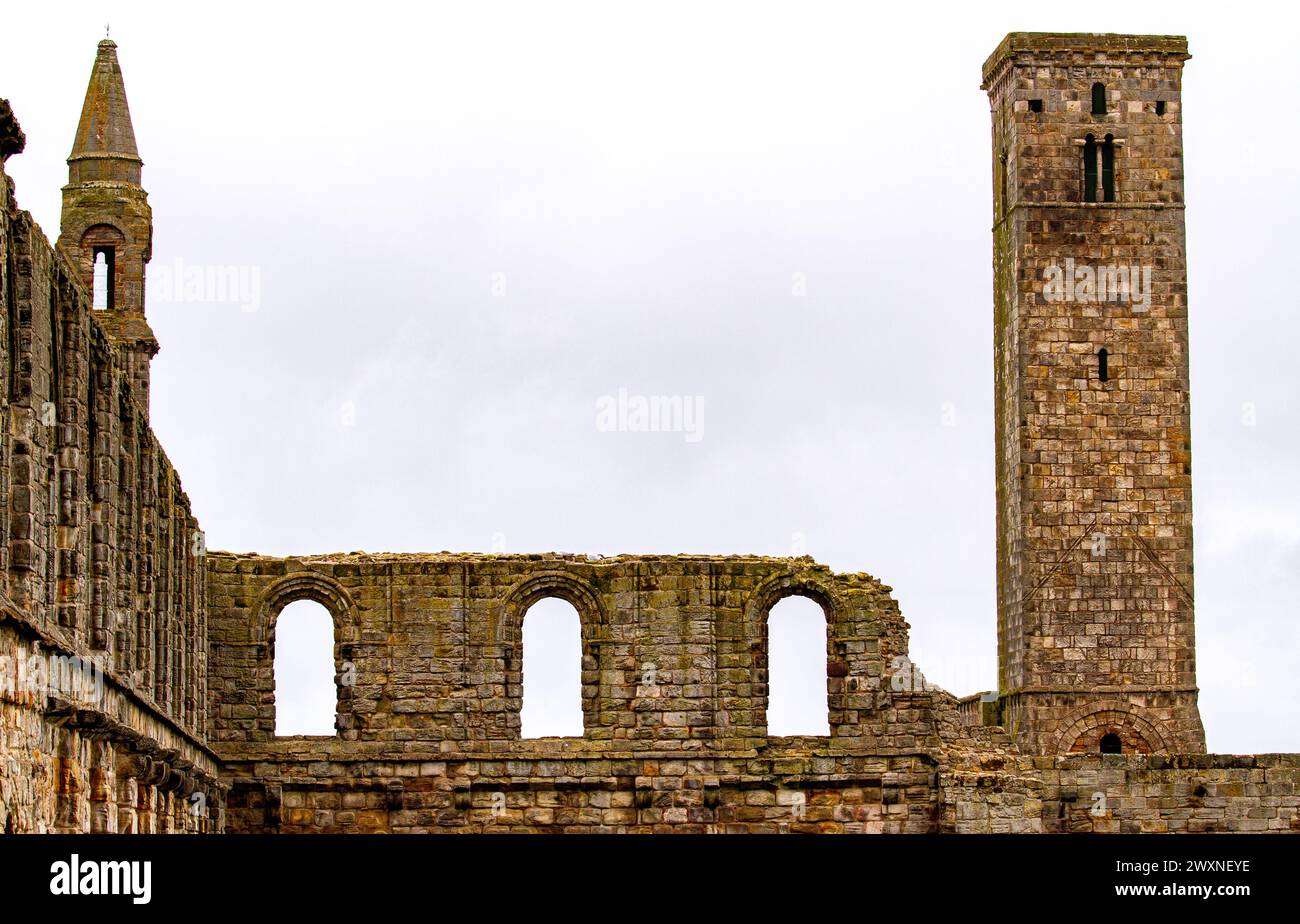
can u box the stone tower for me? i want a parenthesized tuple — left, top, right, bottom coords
(982, 34, 1206, 755)
(59, 38, 157, 412)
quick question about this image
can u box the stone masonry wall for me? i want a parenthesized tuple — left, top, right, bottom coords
(983, 34, 1205, 755)
(941, 753, 1300, 834)
(0, 102, 222, 833)
(205, 551, 997, 832)
(221, 748, 942, 834)
(205, 551, 949, 750)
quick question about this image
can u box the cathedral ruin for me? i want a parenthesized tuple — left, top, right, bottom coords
(0, 32, 1296, 834)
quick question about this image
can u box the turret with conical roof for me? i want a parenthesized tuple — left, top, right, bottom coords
(59, 38, 158, 412)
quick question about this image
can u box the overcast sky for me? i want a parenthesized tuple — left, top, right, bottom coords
(2, 0, 1296, 752)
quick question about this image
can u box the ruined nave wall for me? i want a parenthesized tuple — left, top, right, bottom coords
(0, 104, 221, 833)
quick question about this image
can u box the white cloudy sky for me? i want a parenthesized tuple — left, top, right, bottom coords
(2, 0, 1296, 752)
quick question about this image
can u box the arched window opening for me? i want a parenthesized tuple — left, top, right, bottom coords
(273, 599, 336, 736)
(1098, 347, 1109, 382)
(1099, 732, 1123, 754)
(1083, 134, 1097, 202)
(91, 248, 114, 310)
(520, 597, 583, 738)
(766, 595, 831, 736)
(1091, 82, 1107, 116)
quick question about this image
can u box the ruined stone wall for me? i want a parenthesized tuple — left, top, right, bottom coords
(205, 551, 997, 831)
(3, 33, 1293, 838)
(220, 747, 943, 834)
(0, 613, 224, 832)
(940, 754, 1300, 834)
(983, 34, 1205, 755)
(0, 104, 222, 833)
(206, 551, 924, 749)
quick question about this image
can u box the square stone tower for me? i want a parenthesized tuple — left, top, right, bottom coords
(982, 33, 1206, 755)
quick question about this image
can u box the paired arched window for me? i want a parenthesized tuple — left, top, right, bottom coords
(273, 599, 336, 736)
(766, 595, 831, 736)
(1083, 134, 1117, 203)
(1083, 83, 1115, 202)
(519, 597, 584, 738)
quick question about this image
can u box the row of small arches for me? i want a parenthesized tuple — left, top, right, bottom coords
(274, 595, 831, 738)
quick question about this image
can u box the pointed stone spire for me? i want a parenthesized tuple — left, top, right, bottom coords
(68, 39, 143, 185)
(60, 39, 158, 413)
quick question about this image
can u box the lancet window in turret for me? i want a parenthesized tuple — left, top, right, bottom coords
(91, 247, 114, 309)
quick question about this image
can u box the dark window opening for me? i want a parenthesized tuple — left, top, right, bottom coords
(1083, 134, 1097, 202)
(1102, 134, 1116, 202)
(1028, 98, 1043, 113)
(1155, 100, 1166, 116)
(1100, 732, 1122, 754)
(91, 247, 115, 310)
(1098, 347, 1109, 382)
(999, 150, 1008, 217)
(1091, 82, 1107, 116)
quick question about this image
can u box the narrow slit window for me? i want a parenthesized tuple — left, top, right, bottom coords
(1098, 347, 1109, 382)
(1091, 82, 1107, 116)
(999, 150, 1008, 217)
(1155, 100, 1166, 116)
(1083, 134, 1097, 202)
(1102, 134, 1116, 202)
